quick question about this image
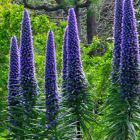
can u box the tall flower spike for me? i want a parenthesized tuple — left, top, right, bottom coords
(45, 31, 59, 128)
(112, 0, 123, 83)
(8, 36, 20, 125)
(20, 9, 37, 111)
(67, 8, 87, 109)
(63, 8, 93, 138)
(61, 27, 68, 92)
(8, 36, 20, 107)
(120, 0, 140, 98)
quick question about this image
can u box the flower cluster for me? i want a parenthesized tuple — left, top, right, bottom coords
(120, 0, 140, 98)
(20, 9, 37, 110)
(61, 27, 68, 92)
(8, 36, 20, 127)
(8, 36, 20, 107)
(112, 0, 123, 83)
(45, 31, 59, 128)
(66, 8, 88, 108)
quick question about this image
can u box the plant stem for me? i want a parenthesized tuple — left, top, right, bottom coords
(77, 121, 81, 139)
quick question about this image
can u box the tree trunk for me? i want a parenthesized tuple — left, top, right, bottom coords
(87, 5, 97, 44)
(74, 1, 80, 32)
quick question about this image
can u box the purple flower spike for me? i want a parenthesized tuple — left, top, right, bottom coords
(62, 8, 94, 137)
(8, 36, 20, 107)
(120, 0, 140, 98)
(112, 0, 123, 83)
(45, 31, 59, 128)
(66, 8, 87, 105)
(61, 27, 68, 92)
(20, 9, 37, 110)
(8, 36, 20, 127)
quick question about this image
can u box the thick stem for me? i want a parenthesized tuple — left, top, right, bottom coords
(74, 0, 80, 32)
(77, 121, 81, 139)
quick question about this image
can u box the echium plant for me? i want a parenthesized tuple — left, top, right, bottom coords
(45, 31, 59, 129)
(62, 8, 94, 139)
(106, 0, 140, 139)
(112, 0, 123, 83)
(120, 0, 140, 136)
(20, 9, 37, 112)
(61, 27, 68, 93)
(120, 0, 140, 98)
(8, 36, 20, 127)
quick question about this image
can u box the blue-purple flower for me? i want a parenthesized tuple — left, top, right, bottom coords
(45, 31, 59, 128)
(60, 9, 94, 138)
(61, 27, 68, 92)
(8, 36, 20, 108)
(20, 9, 37, 110)
(112, 0, 123, 83)
(120, 0, 140, 98)
(8, 36, 20, 127)
(66, 8, 87, 108)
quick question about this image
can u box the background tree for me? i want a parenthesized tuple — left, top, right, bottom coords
(20, 0, 100, 44)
